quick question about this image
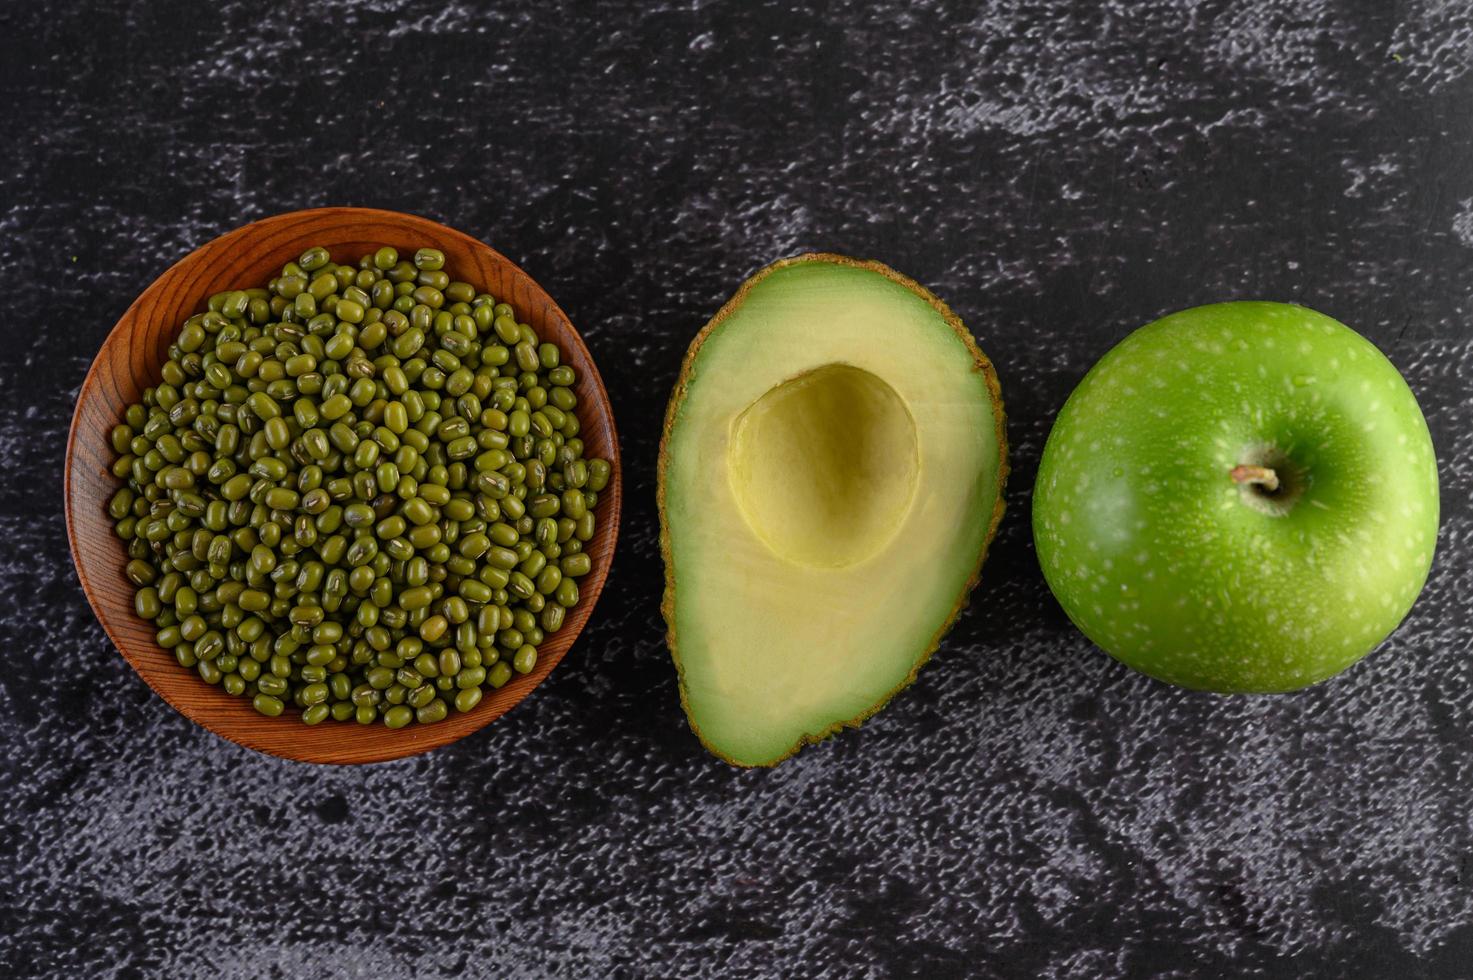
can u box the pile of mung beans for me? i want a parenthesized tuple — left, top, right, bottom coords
(107, 245, 609, 728)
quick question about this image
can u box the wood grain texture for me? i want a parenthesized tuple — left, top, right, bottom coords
(64, 207, 622, 764)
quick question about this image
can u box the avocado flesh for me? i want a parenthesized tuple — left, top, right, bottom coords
(660, 255, 1007, 767)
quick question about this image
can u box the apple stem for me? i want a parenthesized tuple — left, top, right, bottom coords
(1231, 465, 1280, 493)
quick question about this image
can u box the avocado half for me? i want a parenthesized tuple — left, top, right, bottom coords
(658, 254, 1008, 767)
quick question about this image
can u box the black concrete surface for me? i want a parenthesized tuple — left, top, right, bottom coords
(4, 1, 1473, 976)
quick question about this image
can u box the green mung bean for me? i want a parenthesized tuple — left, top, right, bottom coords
(106, 244, 608, 729)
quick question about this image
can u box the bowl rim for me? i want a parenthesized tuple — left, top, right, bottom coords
(64, 206, 621, 764)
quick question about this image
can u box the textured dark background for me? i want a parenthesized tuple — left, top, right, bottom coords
(4, 1, 1473, 977)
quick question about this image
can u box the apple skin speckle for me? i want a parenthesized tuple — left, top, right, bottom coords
(1032, 302, 1441, 693)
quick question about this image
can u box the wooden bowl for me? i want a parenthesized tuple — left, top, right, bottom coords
(65, 207, 621, 763)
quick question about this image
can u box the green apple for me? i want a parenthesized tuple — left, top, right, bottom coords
(1032, 302, 1439, 693)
